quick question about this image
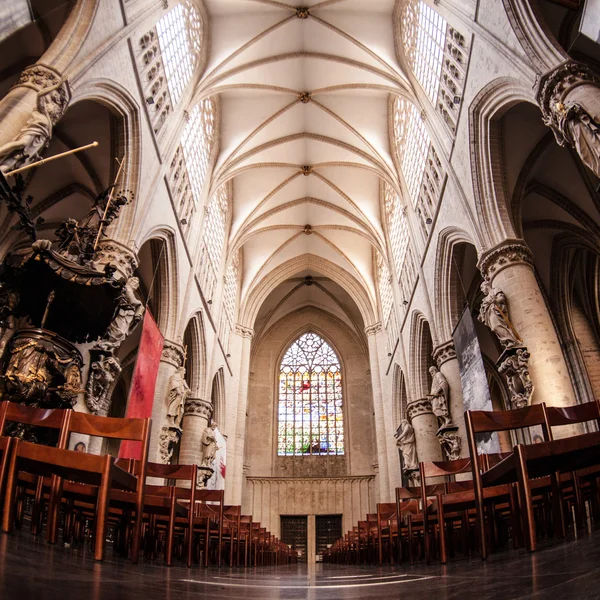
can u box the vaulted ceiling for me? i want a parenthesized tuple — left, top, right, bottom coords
(199, 0, 413, 331)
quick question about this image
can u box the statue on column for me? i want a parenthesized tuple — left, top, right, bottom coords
(478, 280, 522, 348)
(428, 366, 452, 430)
(85, 353, 122, 415)
(395, 419, 418, 472)
(0, 78, 68, 174)
(96, 277, 144, 352)
(551, 101, 600, 177)
(166, 366, 190, 430)
(200, 421, 218, 467)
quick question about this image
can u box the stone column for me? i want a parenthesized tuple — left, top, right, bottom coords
(433, 340, 467, 458)
(0, 64, 70, 168)
(365, 322, 390, 502)
(229, 324, 254, 506)
(536, 61, 600, 179)
(149, 339, 185, 464)
(407, 398, 443, 465)
(478, 240, 577, 413)
(179, 397, 213, 465)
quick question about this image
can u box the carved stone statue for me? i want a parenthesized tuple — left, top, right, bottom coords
(552, 101, 600, 177)
(395, 419, 418, 472)
(85, 353, 122, 415)
(0, 284, 17, 360)
(200, 422, 218, 467)
(166, 366, 190, 430)
(438, 430, 462, 461)
(428, 366, 452, 429)
(478, 280, 521, 348)
(0, 79, 67, 174)
(96, 276, 144, 352)
(498, 348, 534, 410)
(159, 427, 179, 464)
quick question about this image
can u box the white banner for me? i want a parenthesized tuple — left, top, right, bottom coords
(206, 427, 226, 490)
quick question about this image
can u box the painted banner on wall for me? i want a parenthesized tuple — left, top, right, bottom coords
(206, 427, 226, 490)
(452, 306, 499, 454)
(119, 310, 164, 460)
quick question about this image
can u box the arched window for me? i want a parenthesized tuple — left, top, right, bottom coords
(156, 1, 204, 105)
(278, 333, 344, 456)
(400, 0, 470, 134)
(136, 1, 205, 135)
(168, 97, 217, 235)
(199, 184, 229, 300)
(383, 182, 409, 276)
(401, 0, 446, 103)
(392, 97, 444, 238)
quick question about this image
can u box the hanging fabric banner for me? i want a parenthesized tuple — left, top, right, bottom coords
(206, 427, 227, 490)
(119, 310, 164, 460)
(452, 306, 499, 454)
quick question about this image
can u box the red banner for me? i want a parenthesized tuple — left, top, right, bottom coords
(119, 310, 164, 460)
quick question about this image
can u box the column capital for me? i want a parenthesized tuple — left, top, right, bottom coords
(183, 397, 213, 419)
(477, 238, 533, 281)
(406, 397, 433, 423)
(235, 324, 254, 339)
(15, 64, 70, 100)
(536, 60, 599, 127)
(93, 238, 139, 282)
(364, 322, 382, 337)
(432, 340, 456, 367)
(161, 339, 185, 368)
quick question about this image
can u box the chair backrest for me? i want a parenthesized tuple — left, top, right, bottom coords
(0, 402, 68, 444)
(377, 502, 396, 521)
(420, 458, 471, 480)
(68, 412, 151, 498)
(544, 401, 600, 430)
(466, 404, 550, 436)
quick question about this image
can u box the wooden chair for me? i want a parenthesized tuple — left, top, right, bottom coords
(3, 410, 150, 562)
(543, 402, 600, 530)
(194, 489, 224, 567)
(0, 402, 69, 535)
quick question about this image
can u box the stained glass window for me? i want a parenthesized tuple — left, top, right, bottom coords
(278, 333, 344, 456)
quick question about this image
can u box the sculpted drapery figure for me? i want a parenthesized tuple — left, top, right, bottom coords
(428, 366, 452, 429)
(166, 366, 190, 430)
(200, 422, 218, 467)
(551, 101, 600, 178)
(0, 79, 67, 174)
(478, 280, 521, 348)
(395, 419, 418, 472)
(97, 277, 144, 352)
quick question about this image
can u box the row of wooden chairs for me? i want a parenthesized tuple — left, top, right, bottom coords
(325, 400, 600, 565)
(0, 401, 297, 566)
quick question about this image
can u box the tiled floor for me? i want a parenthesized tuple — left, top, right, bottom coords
(1, 530, 600, 599)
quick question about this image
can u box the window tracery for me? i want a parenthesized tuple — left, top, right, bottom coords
(383, 183, 409, 278)
(278, 333, 344, 456)
(135, 1, 204, 135)
(199, 185, 229, 301)
(392, 97, 446, 242)
(401, 0, 446, 103)
(400, 0, 470, 135)
(168, 98, 216, 236)
(220, 251, 240, 352)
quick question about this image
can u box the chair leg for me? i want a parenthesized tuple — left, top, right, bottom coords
(438, 500, 447, 564)
(516, 446, 536, 552)
(1, 444, 20, 534)
(94, 470, 110, 561)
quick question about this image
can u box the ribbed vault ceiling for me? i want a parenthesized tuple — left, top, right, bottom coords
(200, 0, 411, 328)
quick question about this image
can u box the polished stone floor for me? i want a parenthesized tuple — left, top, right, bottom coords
(1, 530, 600, 599)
